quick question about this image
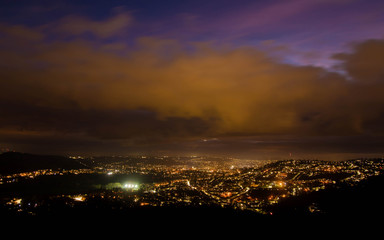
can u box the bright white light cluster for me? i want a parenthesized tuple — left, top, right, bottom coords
(123, 183, 139, 190)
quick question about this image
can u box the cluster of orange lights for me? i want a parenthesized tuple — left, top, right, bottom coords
(220, 192, 233, 198)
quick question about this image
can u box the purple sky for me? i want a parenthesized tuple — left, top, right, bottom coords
(2, 0, 384, 67)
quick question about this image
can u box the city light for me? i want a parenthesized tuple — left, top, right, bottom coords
(72, 195, 86, 202)
(123, 183, 139, 190)
(1, 155, 384, 217)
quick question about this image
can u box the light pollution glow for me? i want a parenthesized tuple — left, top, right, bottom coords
(1, 0, 384, 159)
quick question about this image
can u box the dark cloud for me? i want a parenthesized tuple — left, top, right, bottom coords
(0, 102, 213, 141)
(333, 39, 384, 84)
(1, 14, 384, 157)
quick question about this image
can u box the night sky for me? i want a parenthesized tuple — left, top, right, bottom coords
(1, 0, 384, 159)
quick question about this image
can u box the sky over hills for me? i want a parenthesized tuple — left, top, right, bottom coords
(1, 0, 384, 159)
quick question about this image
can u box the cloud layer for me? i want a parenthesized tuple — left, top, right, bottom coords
(1, 12, 384, 155)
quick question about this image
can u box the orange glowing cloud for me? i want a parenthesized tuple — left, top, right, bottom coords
(1, 15, 384, 145)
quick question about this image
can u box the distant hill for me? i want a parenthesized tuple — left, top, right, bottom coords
(0, 152, 86, 175)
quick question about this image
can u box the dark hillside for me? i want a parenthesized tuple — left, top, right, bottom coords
(0, 152, 86, 175)
(270, 174, 384, 219)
